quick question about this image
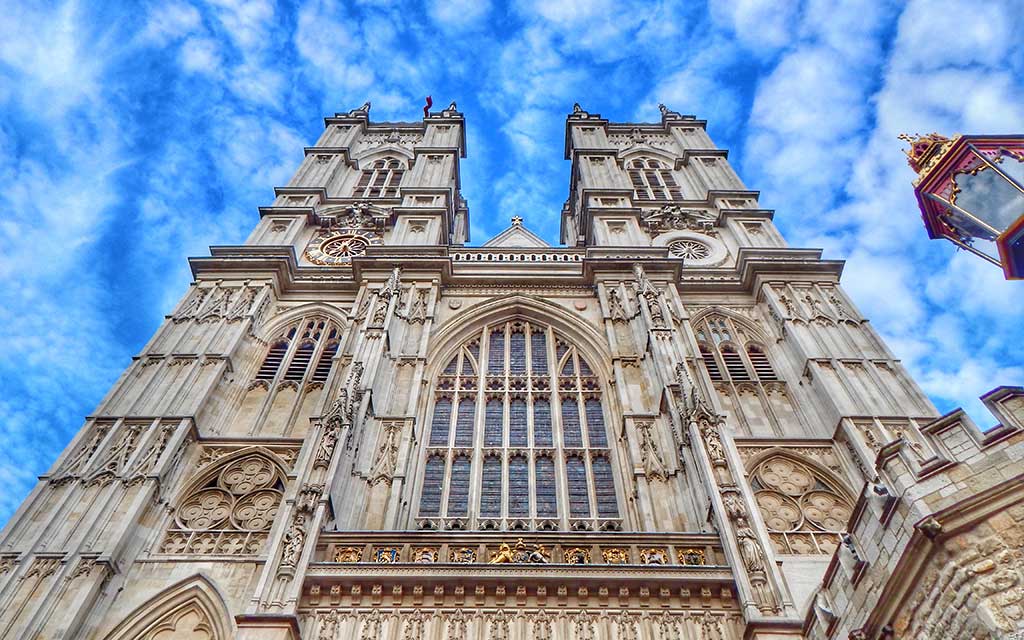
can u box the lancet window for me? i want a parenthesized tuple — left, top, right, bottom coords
(695, 314, 778, 383)
(353, 157, 404, 198)
(253, 317, 340, 388)
(418, 320, 621, 531)
(627, 157, 683, 202)
(749, 455, 854, 555)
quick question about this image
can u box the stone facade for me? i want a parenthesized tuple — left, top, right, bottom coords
(0, 101, 1021, 640)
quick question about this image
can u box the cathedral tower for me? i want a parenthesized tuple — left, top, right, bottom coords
(1, 101, 1022, 640)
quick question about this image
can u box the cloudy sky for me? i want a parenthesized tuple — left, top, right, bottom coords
(0, 0, 1022, 525)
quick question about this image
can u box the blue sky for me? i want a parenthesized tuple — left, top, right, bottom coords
(0, 0, 1022, 526)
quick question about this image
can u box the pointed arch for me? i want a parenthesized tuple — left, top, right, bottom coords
(353, 145, 415, 164)
(254, 303, 347, 343)
(689, 306, 770, 344)
(742, 447, 855, 502)
(106, 574, 233, 640)
(426, 294, 614, 385)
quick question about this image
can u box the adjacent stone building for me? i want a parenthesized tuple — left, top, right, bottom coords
(0, 101, 1021, 640)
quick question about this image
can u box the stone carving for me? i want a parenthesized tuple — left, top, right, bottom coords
(226, 285, 256, 321)
(640, 548, 669, 564)
(279, 513, 306, 569)
(162, 452, 285, 556)
(333, 547, 361, 563)
(606, 286, 629, 322)
(374, 547, 399, 563)
(602, 547, 630, 564)
(488, 538, 550, 564)
(564, 547, 591, 564)
(368, 422, 401, 486)
(447, 609, 468, 640)
(700, 612, 723, 640)
(296, 483, 324, 513)
(173, 288, 207, 323)
(317, 609, 339, 640)
(199, 286, 232, 322)
(450, 547, 476, 563)
(633, 264, 667, 328)
(637, 421, 669, 481)
(678, 548, 706, 565)
(642, 204, 718, 236)
(406, 287, 429, 323)
(53, 424, 111, 483)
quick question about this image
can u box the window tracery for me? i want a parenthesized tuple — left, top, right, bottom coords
(353, 157, 404, 198)
(695, 315, 777, 384)
(627, 158, 683, 202)
(253, 317, 341, 389)
(418, 320, 620, 531)
(161, 452, 287, 556)
(749, 454, 853, 555)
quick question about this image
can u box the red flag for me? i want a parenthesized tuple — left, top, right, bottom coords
(423, 95, 433, 118)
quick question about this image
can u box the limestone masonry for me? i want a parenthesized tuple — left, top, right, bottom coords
(1, 101, 1021, 640)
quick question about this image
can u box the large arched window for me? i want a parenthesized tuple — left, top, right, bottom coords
(353, 157, 404, 198)
(627, 157, 682, 202)
(418, 320, 621, 532)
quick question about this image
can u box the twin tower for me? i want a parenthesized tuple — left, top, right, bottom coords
(1, 101, 1022, 640)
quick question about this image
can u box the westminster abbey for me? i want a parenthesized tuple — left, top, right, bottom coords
(1, 102, 1022, 640)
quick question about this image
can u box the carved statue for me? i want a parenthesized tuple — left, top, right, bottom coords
(721, 491, 748, 523)
(702, 425, 727, 465)
(736, 525, 765, 573)
(489, 542, 515, 563)
(318, 609, 339, 640)
(280, 514, 306, 567)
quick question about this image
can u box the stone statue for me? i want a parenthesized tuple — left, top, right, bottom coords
(280, 514, 306, 567)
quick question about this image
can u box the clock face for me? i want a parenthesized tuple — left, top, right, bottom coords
(304, 230, 380, 265)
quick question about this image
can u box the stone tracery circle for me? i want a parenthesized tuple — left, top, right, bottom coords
(754, 491, 803, 531)
(177, 488, 232, 530)
(756, 458, 814, 497)
(667, 239, 711, 260)
(219, 456, 276, 494)
(231, 489, 282, 530)
(801, 490, 853, 531)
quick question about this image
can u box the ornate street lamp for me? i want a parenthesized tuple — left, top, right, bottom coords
(901, 133, 1024, 279)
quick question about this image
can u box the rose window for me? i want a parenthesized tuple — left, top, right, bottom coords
(668, 239, 710, 260)
(320, 235, 369, 260)
(749, 455, 853, 555)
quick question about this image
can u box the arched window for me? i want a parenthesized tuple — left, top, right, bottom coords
(252, 318, 341, 387)
(695, 314, 778, 384)
(749, 454, 854, 555)
(627, 157, 683, 202)
(353, 157, 404, 198)
(418, 320, 621, 531)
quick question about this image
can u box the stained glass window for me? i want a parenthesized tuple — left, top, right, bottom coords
(418, 320, 619, 529)
(508, 455, 529, 516)
(447, 455, 471, 516)
(419, 456, 445, 516)
(480, 456, 502, 517)
(485, 399, 503, 447)
(509, 399, 528, 447)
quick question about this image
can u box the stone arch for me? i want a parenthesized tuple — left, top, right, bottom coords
(353, 145, 414, 164)
(689, 306, 771, 345)
(107, 574, 233, 640)
(159, 447, 290, 556)
(617, 147, 679, 168)
(254, 302, 347, 343)
(426, 294, 615, 385)
(743, 447, 856, 555)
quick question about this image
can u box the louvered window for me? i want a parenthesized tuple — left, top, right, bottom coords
(628, 158, 682, 201)
(353, 157, 404, 198)
(721, 345, 751, 381)
(429, 398, 452, 446)
(747, 345, 777, 381)
(447, 456, 471, 516)
(417, 320, 619, 529)
(561, 398, 583, 447)
(535, 456, 557, 517)
(485, 399, 503, 447)
(593, 455, 618, 517)
(508, 455, 529, 516)
(700, 344, 724, 382)
(567, 456, 591, 517)
(284, 343, 315, 380)
(509, 399, 528, 447)
(533, 399, 552, 446)
(480, 456, 502, 517)
(310, 342, 338, 383)
(256, 341, 288, 380)
(419, 456, 445, 516)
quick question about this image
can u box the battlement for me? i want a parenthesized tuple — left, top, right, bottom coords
(809, 386, 1024, 639)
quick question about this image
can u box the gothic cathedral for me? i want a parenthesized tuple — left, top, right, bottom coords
(2, 102, 1023, 640)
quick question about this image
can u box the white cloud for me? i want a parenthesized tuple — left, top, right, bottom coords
(180, 37, 222, 72)
(426, 0, 492, 31)
(709, 0, 799, 55)
(141, 2, 202, 44)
